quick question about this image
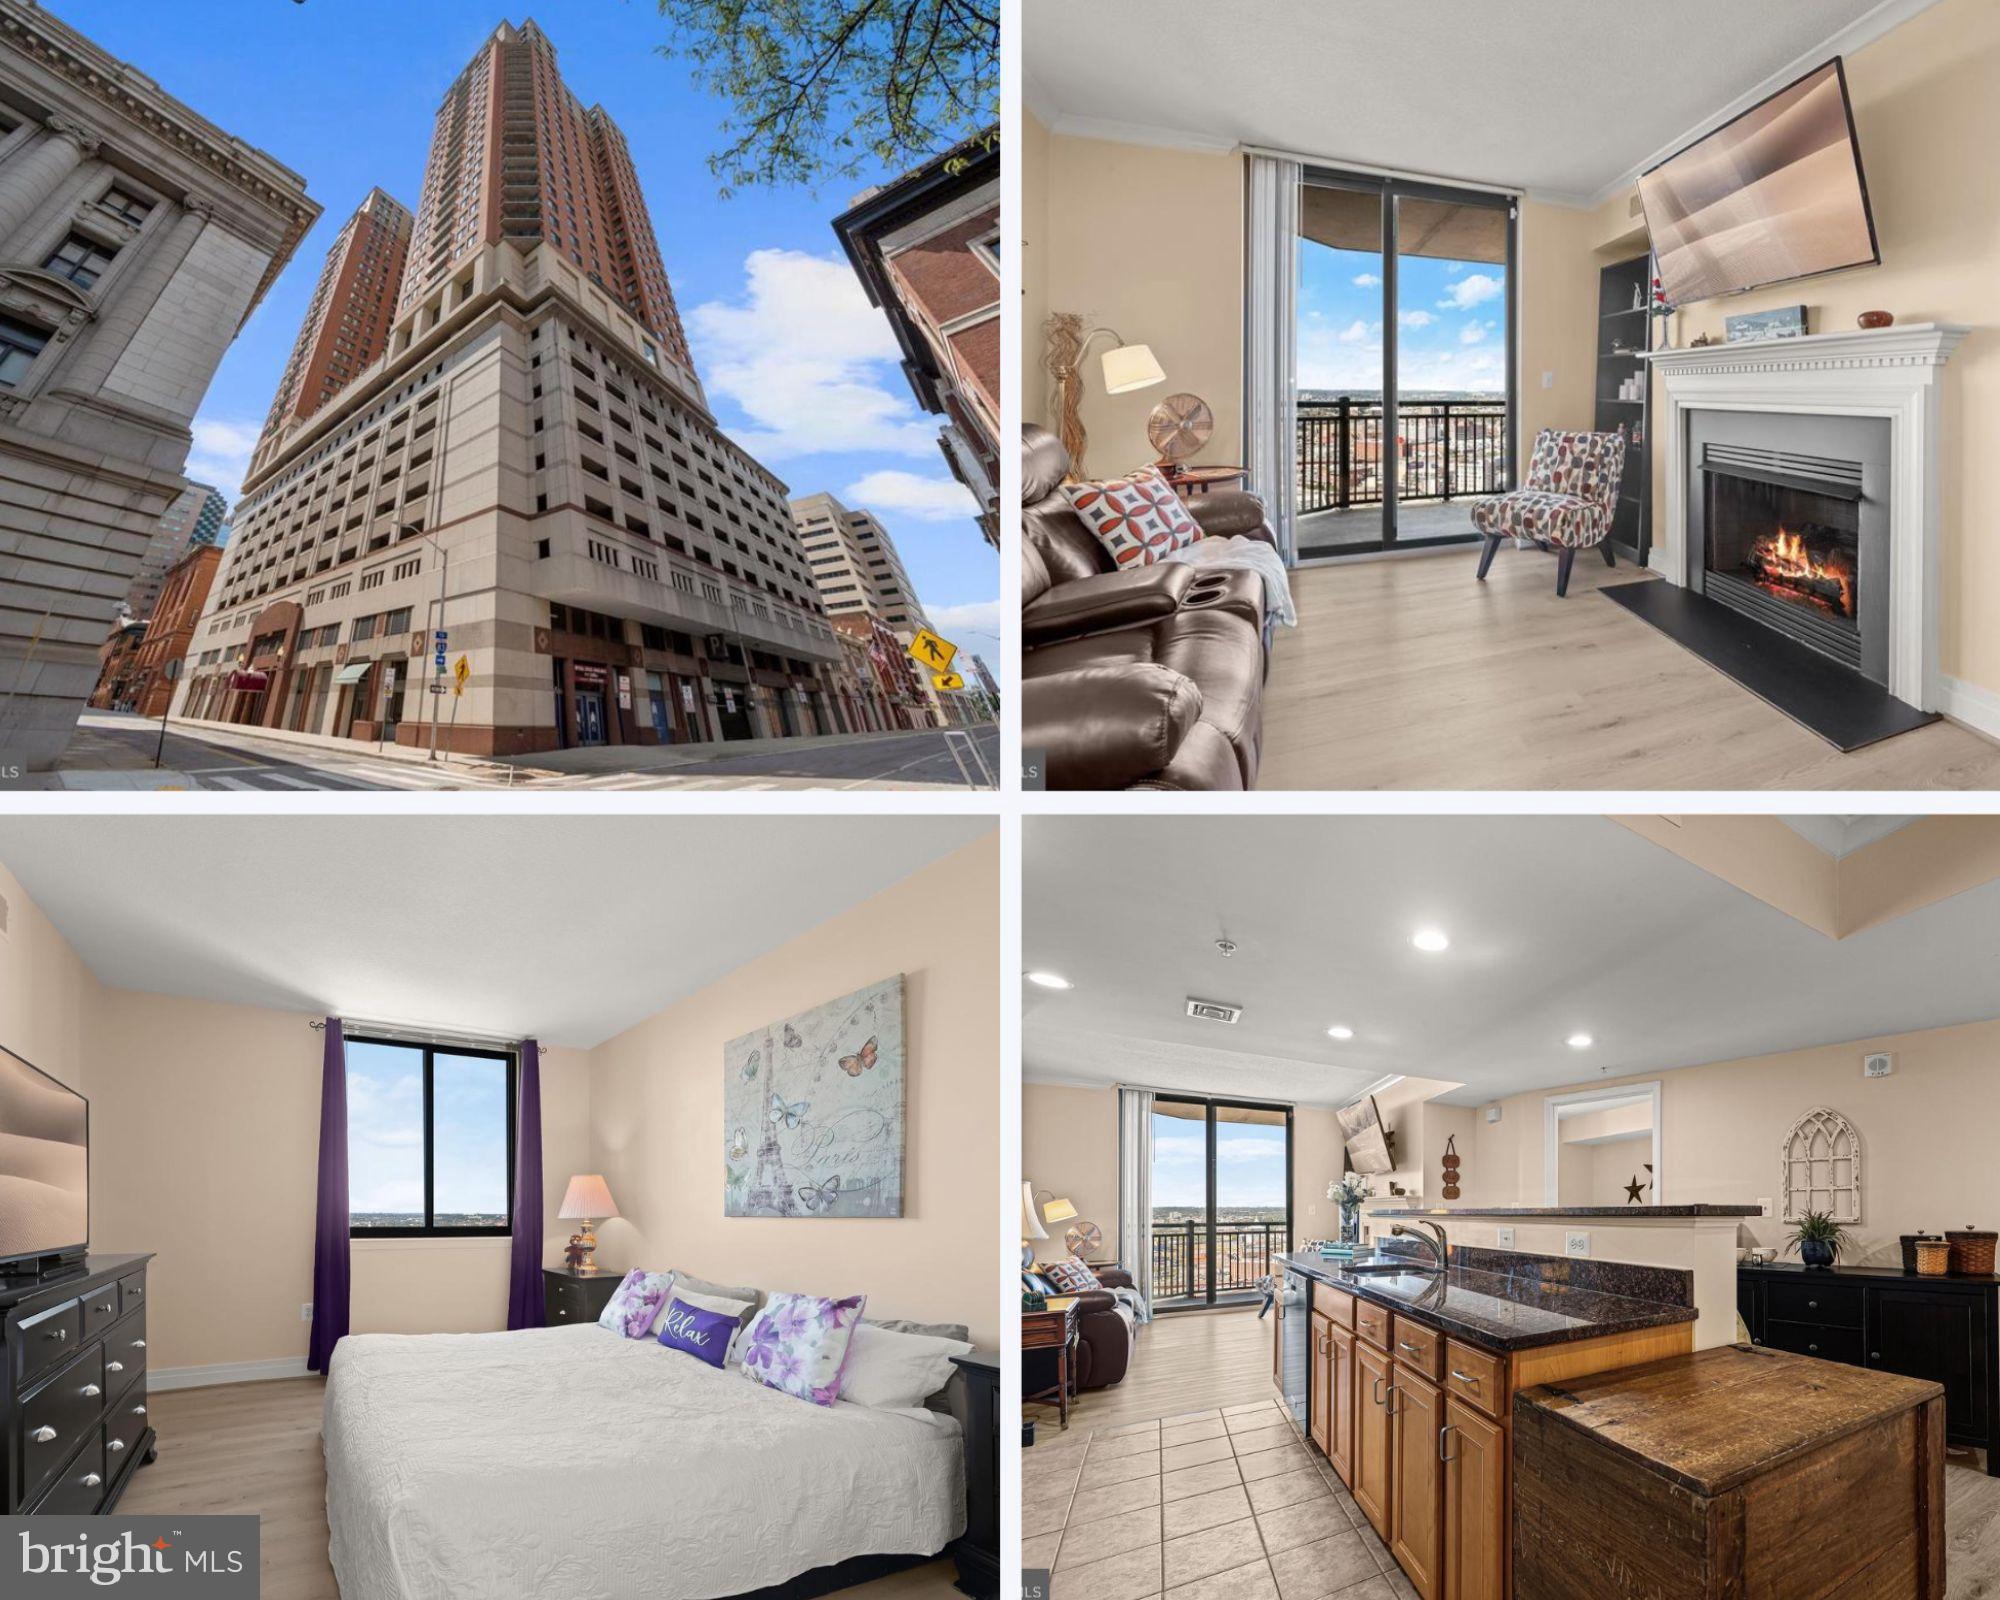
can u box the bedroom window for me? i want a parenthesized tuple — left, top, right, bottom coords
(345, 1036, 516, 1237)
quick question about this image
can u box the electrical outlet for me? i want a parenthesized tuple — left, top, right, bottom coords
(302, 1302, 314, 1323)
(1565, 1230, 1590, 1258)
(1757, 1197, 1772, 1218)
(1496, 1226, 1516, 1249)
(1541, 370, 1556, 389)
(1306, 1203, 1316, 1217)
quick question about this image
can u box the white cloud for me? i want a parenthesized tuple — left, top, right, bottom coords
(841, 469, 979, 522)
(1398, 310, 1434, 329)
(186, 416, 261, 508)
(1460, 320, 1491, 345)
(1352, 272, 1381, 288)
(928, 599, 1001, 638)
(1337, 319, 1370, 344)
(1438, 273, 1504, 311)
(688, 248, 938, 460)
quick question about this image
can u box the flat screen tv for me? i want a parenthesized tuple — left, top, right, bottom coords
(1336, 1094, 1394, 1176)
(0, 1044, 88, 1268)
(1638, 58, 1879, 308)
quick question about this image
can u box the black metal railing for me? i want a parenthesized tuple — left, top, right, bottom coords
(1151, 1220, 1291, 1303)
(1297, 398, 1508, 514)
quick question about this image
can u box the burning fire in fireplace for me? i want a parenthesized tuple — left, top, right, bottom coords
(1749, 526, 1856, 619)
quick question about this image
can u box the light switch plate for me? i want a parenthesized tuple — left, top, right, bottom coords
(1565, 1230, 1590, 1258)
(1496, 1226, 1516, 1249)
(302, 1302, 314, 1323)
(1542, 370, 1556, 389)
(1757, 1197, 1772, 1218)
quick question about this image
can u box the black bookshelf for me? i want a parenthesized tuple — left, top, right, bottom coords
(1595, 254, 1652, 567)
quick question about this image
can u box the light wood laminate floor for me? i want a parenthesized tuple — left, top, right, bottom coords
(119, 1377, 959, 1600)
(1258, 549, 2000, 790)
(1028, 1311, 2000, 1599)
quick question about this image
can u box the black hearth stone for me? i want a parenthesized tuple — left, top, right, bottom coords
(1601, 580, 1938, 752)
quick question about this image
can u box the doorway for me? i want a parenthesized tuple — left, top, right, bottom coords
(1150, 1096, 1294, 1311)
(714, 684, 752, 741)
(575, 690, 606, 745)
(1295, 171, 1517, 560)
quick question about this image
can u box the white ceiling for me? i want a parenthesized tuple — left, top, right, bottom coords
(0, 816, 990, 1048)
(1023, 816, 2000, 1106)
(1023, 0, 1920, 204)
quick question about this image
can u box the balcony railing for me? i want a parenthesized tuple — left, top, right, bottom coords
(1151, 1220, 1291, 1304)
(1297, 398, 1508, 515)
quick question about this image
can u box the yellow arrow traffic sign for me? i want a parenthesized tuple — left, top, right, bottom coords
(907, 628, 957, 673)
(452, 653, 470, 696)
(932, 670, 965, 692)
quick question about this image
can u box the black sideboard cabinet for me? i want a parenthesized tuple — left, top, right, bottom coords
(1739, 1260, 2000, 1475)
(2, 1253, 157, 1512)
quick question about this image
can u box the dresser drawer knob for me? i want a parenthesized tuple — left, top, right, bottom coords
(81, 1384, 101, 1397)
(132, 1339, 146, 1350)
(31, 1426, 57, 1444)
(106, 1361, 124, 1373)
(132, 1404, 147, 1416)
(97, 1302, 113, 1314)
(1809, 1343, 1820, 1353)
(1808, 1300, 1818, 1309)
(80, 1473, 101, 1488)
(45, 1327, 67, 1343)
(108, 1439, 126, 1454)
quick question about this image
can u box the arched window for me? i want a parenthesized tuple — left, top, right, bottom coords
(1781, 1107, 1862, 1224)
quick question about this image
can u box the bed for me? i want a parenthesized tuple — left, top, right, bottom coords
(324, 1322, 966, 1600)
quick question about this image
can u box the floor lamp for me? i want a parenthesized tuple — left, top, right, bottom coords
(1044, 311, 1165, 479)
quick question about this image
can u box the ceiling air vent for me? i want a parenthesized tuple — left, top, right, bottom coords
(1185, 998, 1242, 1024)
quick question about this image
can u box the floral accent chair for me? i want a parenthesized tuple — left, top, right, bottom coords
(1470, 427, 1627, 596)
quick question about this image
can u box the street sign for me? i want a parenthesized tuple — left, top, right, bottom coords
(428, 682, 448, 694)
(453, 653, 470, 697)
(434, 630, 448, 643)
(907, 628, 957, 674)
(616, 673, 632, 710)
(932, 670, 965, 692)
(680, 683, 696, 712)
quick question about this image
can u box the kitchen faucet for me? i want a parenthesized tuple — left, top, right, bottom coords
(1391, 1220, 1449, 1272)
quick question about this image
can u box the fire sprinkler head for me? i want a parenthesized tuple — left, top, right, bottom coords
(1216, 939, 1237, 957)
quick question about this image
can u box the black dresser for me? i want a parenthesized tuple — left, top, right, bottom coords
(948, 1349, 999, 1599)
(2, 1253, 157, 1512)
(542, 1265, 622, 1326)
(1739, 1260, 2000, 1474)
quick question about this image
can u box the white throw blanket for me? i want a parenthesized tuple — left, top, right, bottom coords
(1161, 535, 1298, 627)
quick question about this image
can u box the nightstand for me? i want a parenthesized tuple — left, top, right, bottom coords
(949, 1349, 1000, 1599)
(542, 1266, 620, 1326)
(1022, 1298, 1080, 1428)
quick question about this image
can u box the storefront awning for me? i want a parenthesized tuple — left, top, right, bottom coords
(333, 661, 372, 684)
(228, 670, 269, 691)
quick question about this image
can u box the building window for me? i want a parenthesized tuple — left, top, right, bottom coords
(97, 188, 153, 226)
(0, 315, 49, 387)
(345, 1037, 516, 1237)
(44, 233, 116, 289)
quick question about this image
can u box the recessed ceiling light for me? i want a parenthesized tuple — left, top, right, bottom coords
(1025, 971, 1073, 990)
(1411, 929, 1450, 953)
(1567, 1033, 1595, 1049)
(1326, 1025, 1354, 1040)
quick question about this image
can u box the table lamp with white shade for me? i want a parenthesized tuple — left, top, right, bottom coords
(560, 1174, 619, 1274)
(1021, 1181, 1048, 1269)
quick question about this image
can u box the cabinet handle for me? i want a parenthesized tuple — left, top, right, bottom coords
(1439, 1423, 1459, 1463)
(1450, 1368, 1481, 1388)
(108, 1439, 126, 1454)
(1383, 1385, 1404, 1418)
(132, 1340, 146, 1350)
(80, 1473, 101, 1488)
(81, 1384, 101, 1397)
(107, 1361, 124, 1373)
(31, 1426, 57, 1444)
(45, 1327, 67, 1343)
(1371, 1376, 1386, 1407)
(132, 1404, 146, 1416)
(97, 1302, 113, 1314)
(1397, 1339, 1422, 1354)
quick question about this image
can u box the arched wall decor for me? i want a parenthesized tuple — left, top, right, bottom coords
(1780, 1106, 1862, 1224)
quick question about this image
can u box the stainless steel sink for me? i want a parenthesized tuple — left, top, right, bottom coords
(1343, 1260, 1440, 1276)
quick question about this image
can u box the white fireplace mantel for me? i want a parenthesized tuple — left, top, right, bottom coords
(1643, 322, 1971, 711)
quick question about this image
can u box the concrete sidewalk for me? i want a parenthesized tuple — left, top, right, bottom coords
(497, 725, 990, 776)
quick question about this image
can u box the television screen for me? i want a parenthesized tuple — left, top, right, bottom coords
(0, 1045, 87, 1264)
(1639, 59, 1879, 307)
(1336, 1094, 1395, 1176)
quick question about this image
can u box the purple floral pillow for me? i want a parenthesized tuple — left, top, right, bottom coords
(597, 1269, 673, 1338)
(739, 1291, 868, 1406)
(656, 1296, 738, 1368)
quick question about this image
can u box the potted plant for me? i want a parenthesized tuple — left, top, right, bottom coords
(1328, 1174, 1373, 1247)
(1786, 1210, 1850, 1269)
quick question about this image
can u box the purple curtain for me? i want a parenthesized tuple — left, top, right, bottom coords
(308, 1018, 349, 1374)
(506, 1038, 545, 1330)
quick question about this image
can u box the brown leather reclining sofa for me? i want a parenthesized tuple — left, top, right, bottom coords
(1020, 424, 1276, 790)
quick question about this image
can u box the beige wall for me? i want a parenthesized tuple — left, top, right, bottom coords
(1513, 199, 1604, 462)
(1026, 118, 1246, 473)
(587, 834, 1000, 1347)
(0, 860, 96, 1091)
(1465, 1015, 2000, 1266)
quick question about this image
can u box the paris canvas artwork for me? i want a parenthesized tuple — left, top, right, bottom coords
(723, 975, 907, 1218)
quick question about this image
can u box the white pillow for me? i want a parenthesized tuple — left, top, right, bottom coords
(838, 1323, 973, 1409)
(652, 1285, 756, 1364)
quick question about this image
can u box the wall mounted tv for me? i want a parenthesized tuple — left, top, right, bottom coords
(1638, 58, 1879, 307)
(0, 1044, 88, 1269)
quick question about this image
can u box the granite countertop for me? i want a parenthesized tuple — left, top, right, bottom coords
(1276, 1250, 1697, 1353)
(1366, 1204, 1762, 1219)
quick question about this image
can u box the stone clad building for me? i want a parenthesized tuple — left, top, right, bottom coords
(0, 0, 317, 770)
(174, 20, 842, 755)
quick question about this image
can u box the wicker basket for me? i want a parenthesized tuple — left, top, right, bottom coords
(1947, 1229, 1998, 1276)
(1901, 1233, 1945, 1272)
(1915, 1239, 1953, 1276)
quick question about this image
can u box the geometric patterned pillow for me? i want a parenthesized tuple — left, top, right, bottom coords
(597, 1269, 674, 1337)
(1043, 1256, 1101, 1294)
(1062, 466, 1203, 568)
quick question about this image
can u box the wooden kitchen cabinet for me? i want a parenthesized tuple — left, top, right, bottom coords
(1326, 1321, 1356, 1488)
(1442, 1397, 1506, 1600)
(1390, 1368, 1445, 1600)
(1354, 1336, 1395, 1539)
(1309, 1309, 1333, 1457)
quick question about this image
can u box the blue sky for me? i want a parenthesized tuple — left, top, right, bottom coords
(55, 0, 999, 668)
(1151, 1112, 1287, 1211)
(347, 1042, 509, 1217)
(1299, 242, 1507, 396)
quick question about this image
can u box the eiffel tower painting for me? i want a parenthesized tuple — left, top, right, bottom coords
(745, 1118, 794, 1216)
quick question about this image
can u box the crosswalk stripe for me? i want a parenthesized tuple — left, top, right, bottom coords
(206, 775, 258, 790)
(258, 772, 314, 789)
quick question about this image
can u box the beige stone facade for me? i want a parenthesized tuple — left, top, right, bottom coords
(0, 0, 316, 770)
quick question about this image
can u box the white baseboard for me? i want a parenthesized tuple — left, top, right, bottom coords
(1938, 675, 2000, 745)
(149, 1357, 313, 1392)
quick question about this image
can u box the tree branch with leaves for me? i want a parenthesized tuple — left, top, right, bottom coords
(652, 0, 998, 194)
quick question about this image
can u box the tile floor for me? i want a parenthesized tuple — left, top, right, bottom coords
(1021, 1397, 1417, 1600)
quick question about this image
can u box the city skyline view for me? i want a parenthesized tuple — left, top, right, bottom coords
(1299, 240, 1508, 399)
(345, 1040, 510, 1222)
(50, 0, 999, 670)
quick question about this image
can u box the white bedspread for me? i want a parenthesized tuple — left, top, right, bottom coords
(324, 1324, 965, 1600)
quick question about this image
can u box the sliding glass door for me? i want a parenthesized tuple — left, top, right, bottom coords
(1295, 171, 1517, 559)
(1151, 1097, 1294, 1310)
